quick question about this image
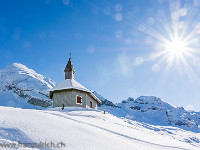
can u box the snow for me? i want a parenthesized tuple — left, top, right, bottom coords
(98, 96, 200, 132)
(0, 63, 200, 149)
(0, 63, 55, 108)
(49, 79, 90, 92)
(0, 106, 199, 150)
(11, 63, 55, 89)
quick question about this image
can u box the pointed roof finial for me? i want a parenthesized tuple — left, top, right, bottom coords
(70, 52, 71, 59)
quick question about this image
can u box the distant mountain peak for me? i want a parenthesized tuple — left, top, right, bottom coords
(99, 95, 200, 131)
(12, 62, 28, 68)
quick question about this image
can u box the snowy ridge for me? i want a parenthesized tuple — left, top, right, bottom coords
(95, 94, 200, 132)
(0, 63, 56, 108)
(119, 96, 200, 129)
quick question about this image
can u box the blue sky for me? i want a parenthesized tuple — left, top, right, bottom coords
(1, 0, 200, 111)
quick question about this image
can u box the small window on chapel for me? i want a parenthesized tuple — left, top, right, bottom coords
(76, 96, 82, 105)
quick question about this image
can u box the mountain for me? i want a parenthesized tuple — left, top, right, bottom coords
(97, 95, 200, 132)
(0, 63, 200, 132)
(0, 63, 200, 148)
(92, 91, 118, 107)
(0, 106, 199, 149)
(0, 63, 55, 108)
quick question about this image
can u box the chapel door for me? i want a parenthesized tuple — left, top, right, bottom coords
(90, 101, 92, 108)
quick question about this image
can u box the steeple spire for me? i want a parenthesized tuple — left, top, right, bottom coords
(64, 55, 75, 80)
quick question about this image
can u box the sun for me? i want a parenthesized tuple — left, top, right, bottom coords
(166, 38, 187, 56)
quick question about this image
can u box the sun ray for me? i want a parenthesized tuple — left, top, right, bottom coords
(133, 2, 200, 82)
(122, 0, 200, 82)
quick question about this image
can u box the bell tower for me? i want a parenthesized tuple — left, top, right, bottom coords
(64, 54, 75, 80)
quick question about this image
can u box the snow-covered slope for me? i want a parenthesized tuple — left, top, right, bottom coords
(0, 106, 199, 150)
(0, 63, 55, 108)
(96, 94, 200, 132)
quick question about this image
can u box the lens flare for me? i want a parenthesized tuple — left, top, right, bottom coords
(135, 0, 200, 81)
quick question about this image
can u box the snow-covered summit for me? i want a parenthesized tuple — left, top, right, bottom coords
(119, 96, 177, 112)
(4, 63, 55, 89)
(0, 63, 56, 108)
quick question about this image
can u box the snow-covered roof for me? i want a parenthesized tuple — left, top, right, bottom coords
(49, 79, 101, 104)
(49, 79, 90, 92)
